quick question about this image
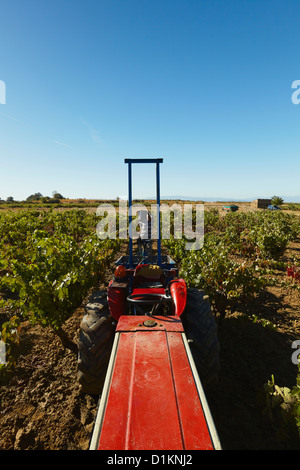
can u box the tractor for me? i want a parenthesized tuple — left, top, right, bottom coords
(77, 158, 221, 450)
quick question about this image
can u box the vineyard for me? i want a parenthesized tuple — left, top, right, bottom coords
(0, 206, 299, 449)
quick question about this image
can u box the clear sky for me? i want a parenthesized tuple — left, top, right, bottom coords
(1, 0, 300, 201)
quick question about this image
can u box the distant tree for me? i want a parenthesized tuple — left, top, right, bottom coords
(26, 192, 43, 201)
(6, 196, 14, 202)
(52, 191, 64, 199)
(271, 196, 284, 206)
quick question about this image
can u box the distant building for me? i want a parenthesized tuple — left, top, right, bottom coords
(251, 199, 271, 209)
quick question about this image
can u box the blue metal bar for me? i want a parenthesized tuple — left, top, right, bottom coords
(124, 158, 163, 267)
(128, 161, 133, 268)
(156, 161, 161, 266)
(124, 158, 163, 164)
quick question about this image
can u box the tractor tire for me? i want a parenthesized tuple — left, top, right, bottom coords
(77, 290, 116, 395)
(181, 288, 220, 389)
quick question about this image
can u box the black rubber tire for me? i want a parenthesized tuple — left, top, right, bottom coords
(181, 288, 220, 389)
(77, 290, 116, 395)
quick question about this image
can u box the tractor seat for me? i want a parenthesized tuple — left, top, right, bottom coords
(133, 264, 164, 288)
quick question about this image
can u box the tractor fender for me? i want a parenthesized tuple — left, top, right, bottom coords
(169, 278, 187, 316)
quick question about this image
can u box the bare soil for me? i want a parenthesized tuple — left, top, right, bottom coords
(0, 239, 299, 450)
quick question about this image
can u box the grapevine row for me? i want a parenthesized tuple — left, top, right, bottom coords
(164, 209, 300, 319)
(0, 209, 120, 374)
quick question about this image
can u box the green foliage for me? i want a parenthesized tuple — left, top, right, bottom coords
(1, 231, 116, 330)
(26, 192, 43, 201)
(174, 235, 265, 316)
(285, 203, 300, 211)
(260, 368, 300, 449)
(163, 209, 300, 317)
(0, 210, 120, 356)
(52, 192, 64, 199)
(246, 211, 299, 259)
(271, 195, 284, 206)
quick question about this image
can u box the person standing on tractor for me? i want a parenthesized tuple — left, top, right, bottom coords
(137, 209, 152, 258)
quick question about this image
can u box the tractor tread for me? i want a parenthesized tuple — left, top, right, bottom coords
(181, 288, 220, 388)
(77, 290, 115, 395)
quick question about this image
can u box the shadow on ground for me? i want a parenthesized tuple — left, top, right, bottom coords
(206, 313, 299, 450)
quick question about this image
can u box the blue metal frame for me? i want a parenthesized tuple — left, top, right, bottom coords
(124, 158, 163, 267)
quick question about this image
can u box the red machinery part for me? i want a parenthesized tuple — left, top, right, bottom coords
(89, 316, 221, 451)
(107, 279, 127, 322)
(107, 277, 187, 321)
(169, 278, 187, 316)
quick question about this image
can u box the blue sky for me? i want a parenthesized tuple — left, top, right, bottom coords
(0, 0, 300, 201)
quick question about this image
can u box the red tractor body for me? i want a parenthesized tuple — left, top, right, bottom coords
(90, 315, 221, 450)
